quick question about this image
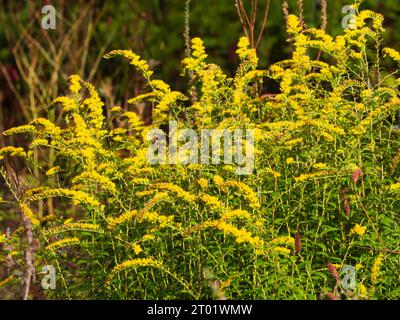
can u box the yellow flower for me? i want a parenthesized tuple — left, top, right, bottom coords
(103, 50, 153, 79)
(142, 234, 155, 241)
(271, 246, 291, 255)
(46, 166, 60, 176)
(388, 183, 400, 192)
(371, 254, 383, 284)
(153, 183, 195, 203)
(355, 263, 363, 271)
(132, 243, 143, 255)
(236, 36, 258, 66)
(286, 157, 295, 164)
(213, 175, 225, 188)
(270, 236, 295, 246)
(107, 258, 162, 285)
(224, 180, 260, 209)
(46, 237, 80, 250)
(0, 276, 15, 289)
(200, 194, 223, 210)
(3, 125, 35, 136)
(45, 223, 103, 235)
(313, 162, 328, 170)
(69, 74, 82, 94)
(108, 210, 138, 229)
(19, 203, 40, 226)
(287, 15, 302, 34)
(351, 224, 367, 236)
(221, 209, 252, 221)
(197, 178, 209, 189)
(357, 283, 368, 299)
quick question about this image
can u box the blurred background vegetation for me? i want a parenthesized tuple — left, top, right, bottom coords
(1, 0, 400, 129)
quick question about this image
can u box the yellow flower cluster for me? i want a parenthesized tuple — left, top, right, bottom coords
(388, 183, 400, 192)
(30, 118, 62, 136)
(103, 50, 153, 79)
(46, 166, 60, 176)
(294, 171, 334, 182)
(197, 178, 208, 189)
(52, 96, 77, 113)
(153, 183, 195, 203)
(24, 188, 100, 209)
(351, 224, 367, 236)
(220, 209, 251, 221)
(46, 222, 103, 234)
(72, 170, 116, 193)
(287, 15, 302, 35)
(236, 36, 258, 66)
(224, 180, 260, 209)
(357, 283, 368, 299)
(263, 168, 281, 178)
(371, 254, 383, 284)
(19, 203, 40, 226)
(270, 247, 291, 255)
(0, 276, 15, 289)
(46, 237, 80, 250)
(269, 236, 295, 246)
(200, 194, 223, 210)
(0, 146, 27, 160)
(203, 220, 264, 247)
(69, 74, 82, 94)
(132, 243, 143, 255)
(286, 157, 295, 164)
(109, 258, 162, 278)
(108, 210, 138, 229)
(182, 37, 208, 71)
(3, 124, 35, 136)
(153, 91, 187, 124)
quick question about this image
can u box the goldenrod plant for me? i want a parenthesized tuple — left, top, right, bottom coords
(0, 3, 399, 299)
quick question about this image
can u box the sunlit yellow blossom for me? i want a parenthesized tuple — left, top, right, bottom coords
(104, 50, 153, 79)
(46, 166, 60, 176)
(270, 236, 295, 246)
(200, 194, 223, 210)
(109, 258, 162, 278)
(271, 246, 291, 255)
(19, 203, 40, 226)
(371, 254, 383, 284)
(69, 75, 82, 93)
(153, 183, 195, 203)
(224, 180, 260, 209)
(221, 209, 251, 221)
(0, 276, 15, 289)
(287, 15, 302, 34)
(132, 243, 143, 255)
(388, 183, 400, 192)
(357, 283, 368, 299)
(108, 210, 138, 229)
(294, 171, 334, 182)
(313, 162, 328, 170)
(3, 125, 35, 136)
(142, 234, 156, 241)
(236, 36, 258, 66)
(286, 157, 295, 164)
(0, 146, 27, 160)
(197, 178, 209, 189)
(204, 220, 264, 247)
(46, 237, 80, 250)
(351, 224, 367, 236)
